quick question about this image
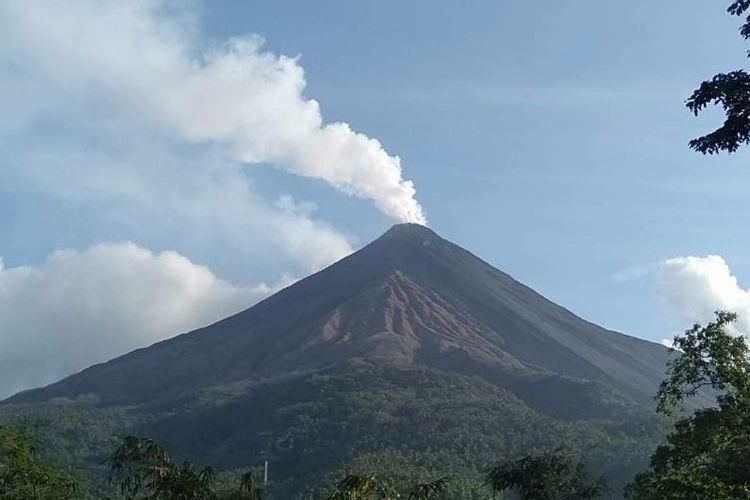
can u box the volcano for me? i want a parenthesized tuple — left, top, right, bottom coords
(1, 224, 671, 497)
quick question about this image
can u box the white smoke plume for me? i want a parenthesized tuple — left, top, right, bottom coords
(658, 255, 750, 337)
(0, 243, 286, 399)
(0, 0, 426, 225)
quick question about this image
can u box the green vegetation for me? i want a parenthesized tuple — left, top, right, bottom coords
(149, 367, 661, 495)
(404, 477, 450, 500)
(322, 474, 450, 500)
(98, 435, 268, 500)
(0, 424, 78, 500)
(324, 474, 398, 499)
(105, 435, 218, 500)
(8, 312, 750, 499)
(486, 448, 606, 500)
(0, 432, 610, 499)
(626, 311, 750, 499)
(0, 365, 663, 499)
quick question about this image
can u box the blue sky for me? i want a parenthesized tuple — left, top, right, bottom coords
(2, 0, 750, 395)
(203, 0, 750, 338)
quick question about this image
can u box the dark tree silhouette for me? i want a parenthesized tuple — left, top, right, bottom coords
(105, 435, 216, 500)
(105, 435, 174, 498)
(688, 2, 750, 154)
(236, 471, 265, 500)
(485, 448, 605, 500)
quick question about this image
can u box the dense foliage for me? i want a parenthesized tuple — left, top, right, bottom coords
(0, 365, 662, 499)
(105, 436, 220, 500)
(0, 431, 604, 500)
(145, 366, 661, 498)
(324, 474, 398, 500)
(626, 311, 750, 499)
(0, 424, 78, 500)
(486, 448, 606, 500)
(323, 474, 450, 500)
(688, 1, 750, 153)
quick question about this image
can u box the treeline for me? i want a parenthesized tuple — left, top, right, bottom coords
(0, 428, 603, 499)
(3, 311, 750, 499)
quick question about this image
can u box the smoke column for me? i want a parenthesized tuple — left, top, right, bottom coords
(0, 1, 427, 224)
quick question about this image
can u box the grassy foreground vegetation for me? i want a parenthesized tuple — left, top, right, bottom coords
(2, 311, 750, 499)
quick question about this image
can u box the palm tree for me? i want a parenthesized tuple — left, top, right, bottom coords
(105, 436, 216, 500)
(105, 436, 173, 498)
(153, 462, 216, 500)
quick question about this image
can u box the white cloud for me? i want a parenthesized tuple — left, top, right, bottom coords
(0, 243, 285, 398)
(658, 255, 750, 336)
(612, 262, 660, 283)
(0, 0, 425, 224)
(0, 0, 422, 398)
(660, 338, 676, 349)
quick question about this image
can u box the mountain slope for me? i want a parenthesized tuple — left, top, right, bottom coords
(0, 224, 673, 498)
(9, 224, 668, 407)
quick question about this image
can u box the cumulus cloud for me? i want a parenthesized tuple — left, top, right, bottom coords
(0, 0, 425, 224)
(658, 255, 750, 337)
(0, 243, 285, 398)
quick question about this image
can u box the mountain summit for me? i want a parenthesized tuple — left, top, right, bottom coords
(2, 224, 671, 496)
(10, 223, 667, 406)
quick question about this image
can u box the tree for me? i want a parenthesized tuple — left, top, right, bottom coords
(0, 424, 78, 500)
(325, 474, 399, 500)
(105, 436, 270, 500)
(688, 2, 750, 154)
(485, 448, 605, 500)
(105, 436, 216, 500)
(406, 477, 450, 500)
(626, 311, 750, 499)
(236, 471, 264, 500)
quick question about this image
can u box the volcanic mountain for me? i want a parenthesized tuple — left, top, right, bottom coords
(1, 224, 672, 497)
